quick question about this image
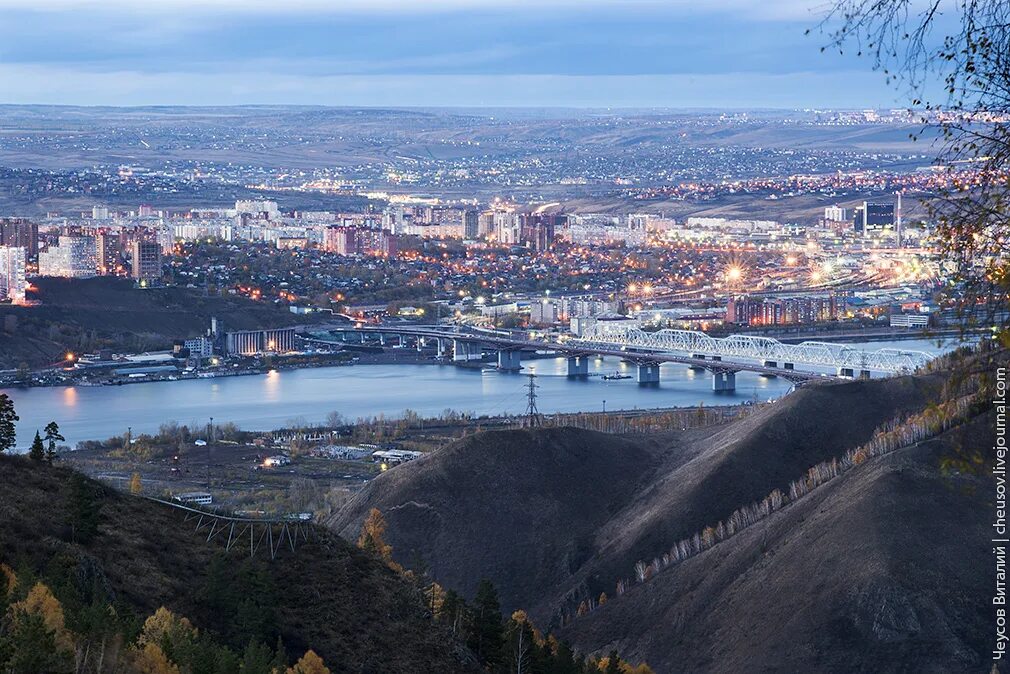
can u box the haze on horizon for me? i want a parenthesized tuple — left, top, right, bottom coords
(0, 0, 942, 109)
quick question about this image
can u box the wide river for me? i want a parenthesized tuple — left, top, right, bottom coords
(2, 338, 961, 449)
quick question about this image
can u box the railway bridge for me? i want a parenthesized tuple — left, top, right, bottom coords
(303, 323, 930, 392)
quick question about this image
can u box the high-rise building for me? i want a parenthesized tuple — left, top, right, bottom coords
(131, 240, 162, 281)
(157, 225, 175, 255)
(96, 232, 122, 275)
(463, 210, 480, 239)
(824, 205, 850, 222)
(860, 201, 895, 233)
(92, 205, 110, 220)
(520, 214, 563, 251)
(323, 226, 359, 255)
(0, 246, 27, 304)
(234, 200, 279, 218)
(0, 218, 38, 259)
(38, 236, 97, 278)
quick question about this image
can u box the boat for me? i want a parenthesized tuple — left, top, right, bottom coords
(602, 371, 632, 381)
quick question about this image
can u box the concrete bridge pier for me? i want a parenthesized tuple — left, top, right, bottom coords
(712, 371, 737, 393)
(416, 337, 426, 352)
(436, 338, 448, 358)
(637, 362, 661, 385)
(689, 354, 707, 371)
(379, 333, 387, 346)
(497, 349, 522, 371)
(453, 339, 483, 362)
(567, 355, 590, 378)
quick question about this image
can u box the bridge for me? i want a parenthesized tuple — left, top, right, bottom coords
(572, 324, 933, 374)
(304, 323, 931, 393)
(141, 496, 313, 559)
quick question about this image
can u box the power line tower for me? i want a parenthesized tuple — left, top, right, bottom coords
(524, 373, 541, 427)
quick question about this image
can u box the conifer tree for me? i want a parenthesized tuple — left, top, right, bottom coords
(467, 579, 504, 668)
(28, 431, 45, 462)
(0, 393, 18, 454)
(66, 473, 101, 544)
(43, 421, 64, 464)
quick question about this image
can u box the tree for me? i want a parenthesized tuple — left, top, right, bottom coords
(0, 393, 18, 453)
(467, 579, 504, 668)
(603, 650, 622, 674)
(815, 1, 1010, 340)
(287, 650, 330, 674)
(5, 610, 73, 673)
(43, 421, 64, 464)
(129, 472, 142, 494)
(66, 473, 102, 544)
(357, 508, 393, 563)
(241, 640, 281, 674)
(128, 643, 181, 674)
(28, 431, 45, 462)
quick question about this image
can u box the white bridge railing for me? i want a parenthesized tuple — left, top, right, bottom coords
(572, 326, 932, 373)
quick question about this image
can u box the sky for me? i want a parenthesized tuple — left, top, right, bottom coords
(0, 0, 918, 108)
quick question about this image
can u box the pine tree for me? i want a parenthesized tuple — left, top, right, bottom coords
(604, 650, 622, 674)
(66, 473, 102, 544)
(43, 421, 64, 464)
(241, 640, 278, 674)
(28, 431, 45, 462)
(467, 579, 504, 668)
(6, 610, 72, 673)
(0, 393, 18, 454)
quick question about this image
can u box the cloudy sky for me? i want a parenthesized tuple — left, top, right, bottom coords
(0, 0, 918, 108)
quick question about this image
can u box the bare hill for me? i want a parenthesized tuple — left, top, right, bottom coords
(560, 410, 994, 673)
(330, 374, 945, 630)
(331, 427, 660, 624)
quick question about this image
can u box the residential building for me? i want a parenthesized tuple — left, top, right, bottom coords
(38, 235, 97, 278)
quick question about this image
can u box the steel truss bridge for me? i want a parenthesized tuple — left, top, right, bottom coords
(313, 325, 829, 391)
(142, 496, 313, 559)
(572, 326, 932, 374)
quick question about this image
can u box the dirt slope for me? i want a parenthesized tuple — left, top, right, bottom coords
(561, 411, 994, 673)
(331, 375, 944, 628)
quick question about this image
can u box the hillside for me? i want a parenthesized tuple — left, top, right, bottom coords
(0, 276, 321, 369)
(0, 455, 474, 672)
(329, 364, 994, 671)
(333, 428, 662, 625)
(560, 410, 993, 673)
(331, 374, 944, 626)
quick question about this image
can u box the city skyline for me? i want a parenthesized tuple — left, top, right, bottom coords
(0, 0, 948, 108)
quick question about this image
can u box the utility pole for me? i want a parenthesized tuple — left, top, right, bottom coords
(525, 374, 541, 427)
(206, 416, 213, 489)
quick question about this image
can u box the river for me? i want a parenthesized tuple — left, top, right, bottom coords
(1, 337, 964, 449)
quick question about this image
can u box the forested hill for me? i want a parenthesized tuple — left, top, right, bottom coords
(0, 455, 474, 673)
